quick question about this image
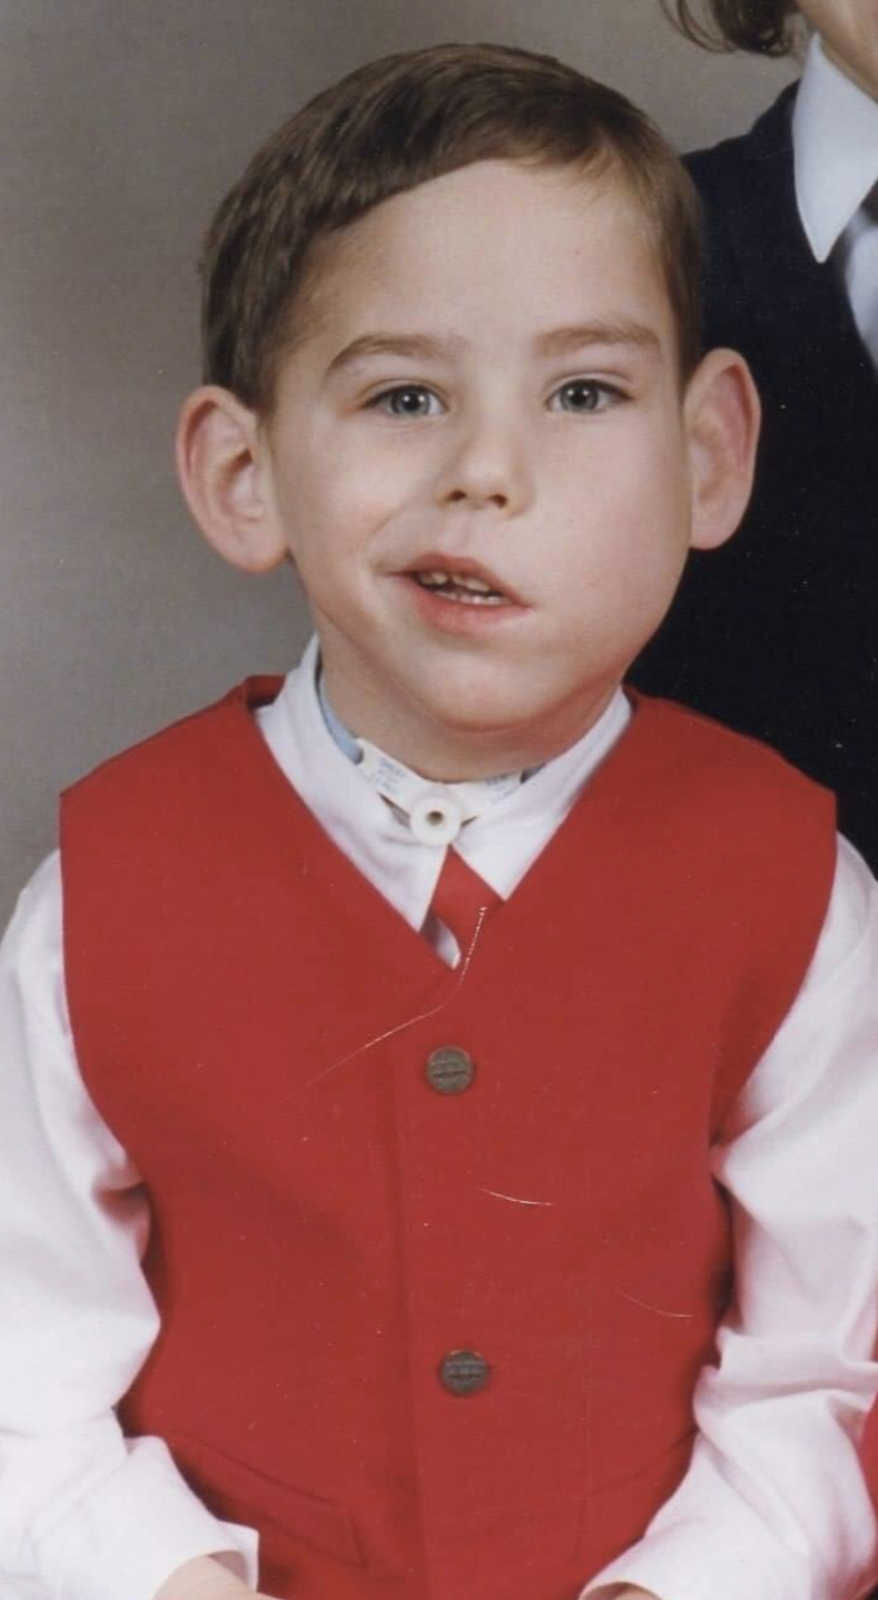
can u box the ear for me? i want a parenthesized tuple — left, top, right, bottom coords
(683, 348, 760, 552)
(175, 386, 288, 572)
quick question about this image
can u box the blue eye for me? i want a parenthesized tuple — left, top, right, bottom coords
(372, 385, 443, 418)
(550, 379, 619, 414)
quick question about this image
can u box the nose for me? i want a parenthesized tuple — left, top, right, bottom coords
(435, 409, 532, 514)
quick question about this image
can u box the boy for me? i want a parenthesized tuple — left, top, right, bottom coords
(1, 40, 877, 1600)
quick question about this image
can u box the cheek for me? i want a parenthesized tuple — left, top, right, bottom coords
(551, 449, 690, 622)
(306, 434, 429, 522)
(557, 434, 689, 553)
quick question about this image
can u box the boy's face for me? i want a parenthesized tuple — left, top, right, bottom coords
(798, 1, 878, 99)
(257, 160, 708, 776)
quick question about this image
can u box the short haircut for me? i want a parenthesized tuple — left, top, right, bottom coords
(661, 0, 799, 54)
(201, 42, 703, 412)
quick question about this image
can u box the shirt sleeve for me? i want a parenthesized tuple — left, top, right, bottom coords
(0, 853, 259, 1600)
(582, 834, 878, 1600)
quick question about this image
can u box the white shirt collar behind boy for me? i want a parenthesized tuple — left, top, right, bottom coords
(793, 33, 878, 359)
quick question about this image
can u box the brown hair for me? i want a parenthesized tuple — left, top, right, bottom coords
(661, 0, 799, 54)
(201, 42, 703, 411)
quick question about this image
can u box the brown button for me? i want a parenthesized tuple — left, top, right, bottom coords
(438, 1349, 491, 1396)
(425, 1046, 475, 1095)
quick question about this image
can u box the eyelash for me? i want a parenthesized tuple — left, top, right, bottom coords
(367, 385, 445, 419)
(548, 378, 626, 414)
(365, 377, 627, 419)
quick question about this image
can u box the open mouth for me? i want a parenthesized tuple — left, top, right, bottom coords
(410, 568, 508, 606)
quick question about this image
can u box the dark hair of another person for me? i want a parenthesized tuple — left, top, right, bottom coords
(200, 41, 703, 412)
(662, 0, 799, 54)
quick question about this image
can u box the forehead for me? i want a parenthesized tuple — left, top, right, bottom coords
(295, 158, 675, 361)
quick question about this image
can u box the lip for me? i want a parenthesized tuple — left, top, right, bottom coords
(398, 550, 525, 607)
(393, 557, 528, 639)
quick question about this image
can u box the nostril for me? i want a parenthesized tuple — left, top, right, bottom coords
(443, 487, 509, 508)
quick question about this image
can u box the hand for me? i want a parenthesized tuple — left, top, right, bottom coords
(154, 1555, 275, 1600)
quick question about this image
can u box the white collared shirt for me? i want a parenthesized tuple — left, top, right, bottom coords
(794, 34, 878, 361)
(257, 638, 631, 964)
(1, 642, 878, 1600)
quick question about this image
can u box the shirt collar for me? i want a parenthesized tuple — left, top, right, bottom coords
(255, 635, 631, 915)
(793, 34, 878, 262)
(294, 635, 629, 841)
(316, 656, 529, 831)
(316, 666, 362, 763)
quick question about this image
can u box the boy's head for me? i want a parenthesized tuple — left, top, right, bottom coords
(200, 42, 704, 413)
(179, 44, 758, 780)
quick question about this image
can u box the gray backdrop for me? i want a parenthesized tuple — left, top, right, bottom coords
(1, 1, 796, 919)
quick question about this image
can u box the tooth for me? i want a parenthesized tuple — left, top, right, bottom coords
(417, 570, 451, 587)
(446, 588, 504, 605)
(454, 573, 493, 593)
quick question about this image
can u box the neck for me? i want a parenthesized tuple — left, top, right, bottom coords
(320, 664, 618, 783)
(820, 37, 878, 104)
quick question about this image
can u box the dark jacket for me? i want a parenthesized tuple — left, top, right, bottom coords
(632, 84, 878, 868)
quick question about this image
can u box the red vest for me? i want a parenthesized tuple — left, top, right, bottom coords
(60, 685, 835, 1600)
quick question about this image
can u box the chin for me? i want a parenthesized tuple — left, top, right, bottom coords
(422, 695, 575, 764)
(422, 691, 539, 739)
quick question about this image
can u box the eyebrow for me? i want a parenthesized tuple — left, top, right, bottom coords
(325, 319, 661, 377)
(326, 332, 465, 375)
(533, 321, 661, 357)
